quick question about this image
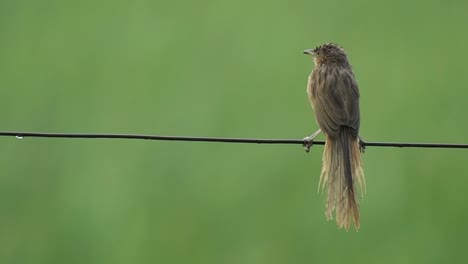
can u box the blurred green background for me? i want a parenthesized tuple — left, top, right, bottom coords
(1, 0, 468, 263)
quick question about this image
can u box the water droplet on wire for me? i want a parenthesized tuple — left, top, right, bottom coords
(16, 135, 23, 139)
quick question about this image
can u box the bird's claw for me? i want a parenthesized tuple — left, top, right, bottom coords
(303, 136, 314, 153)
(359, 136, 366, 153)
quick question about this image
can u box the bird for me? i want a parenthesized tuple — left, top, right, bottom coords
(303, 43, 365, 231)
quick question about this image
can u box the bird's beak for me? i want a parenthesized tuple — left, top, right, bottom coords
(303, 49, 315, 55)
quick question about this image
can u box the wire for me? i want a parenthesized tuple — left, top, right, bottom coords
(1, 131, 468, 149)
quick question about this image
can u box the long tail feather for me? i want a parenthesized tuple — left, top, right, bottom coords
(319, 127, 365, 231)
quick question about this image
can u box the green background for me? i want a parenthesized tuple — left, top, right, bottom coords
(1, 0, 467, 263)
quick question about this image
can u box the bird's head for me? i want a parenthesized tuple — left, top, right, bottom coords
(303, 43, 349, 66)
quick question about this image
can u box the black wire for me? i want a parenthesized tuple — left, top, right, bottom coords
(1, 131, 306, 144)
(1, 131, 468, 149)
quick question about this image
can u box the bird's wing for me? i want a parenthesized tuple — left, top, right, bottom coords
(310, 68, 360, 139)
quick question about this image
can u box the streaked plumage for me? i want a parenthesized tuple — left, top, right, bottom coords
(304, 43, 365, 230)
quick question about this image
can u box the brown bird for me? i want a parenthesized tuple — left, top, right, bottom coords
(303, 43, 365, 231)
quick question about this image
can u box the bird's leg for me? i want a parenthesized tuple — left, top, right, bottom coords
(303, 129, 321, 153)
(359, 136, 366, 153)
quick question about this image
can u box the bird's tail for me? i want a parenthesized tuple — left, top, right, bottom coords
(319, 127, 365, 231)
